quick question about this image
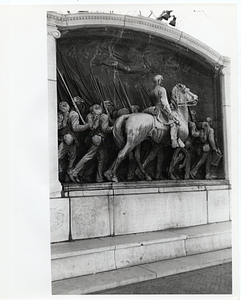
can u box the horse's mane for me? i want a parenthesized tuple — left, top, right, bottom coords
(170, 83, 188, 111)
(170, 84, 180, 111)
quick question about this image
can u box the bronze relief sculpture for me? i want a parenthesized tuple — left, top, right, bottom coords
(57, 31, 223, 183)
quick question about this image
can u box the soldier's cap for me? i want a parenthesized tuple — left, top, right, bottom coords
(59, 101, 70, 110)
(103, 100, 113, 105)
(205, 116, 212, 122)
(117, 107, 130, 117)
(91, 104, 103, 115)
(131, 105, 140, 112)
(153, 75, 163, 84)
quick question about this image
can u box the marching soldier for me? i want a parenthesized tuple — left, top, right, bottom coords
(68, 104, 113, 183)
(58, 99, 90, 181)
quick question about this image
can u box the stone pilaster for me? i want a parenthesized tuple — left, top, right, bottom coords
(47, 25, 62, 198)
(219, 57, 231, 181)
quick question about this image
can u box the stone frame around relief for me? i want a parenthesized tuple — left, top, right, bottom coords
(47, 11, 231, 193)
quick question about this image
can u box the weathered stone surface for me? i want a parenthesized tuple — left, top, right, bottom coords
(113, 191, 207, 235)
(170, 221, 232, 255)
(71, 196, 111, 239)
(99, 230, 186, 249)
(51, 238, 115, 259)
(52, 265, 156, 294)
(51, 221, 231, 281)
(185, 232, 231, 255)
(52, 250, 115, 281)
(50, 198, 69, 243)
(115, 239, 186, 269)
(114, 188, 158, 195)
(161, 186, 206, 193)
(69, 189, 113, 197)
(140, 248, 232, 278)
(171, 220, 231, 237)
(208, 189, 230, 223)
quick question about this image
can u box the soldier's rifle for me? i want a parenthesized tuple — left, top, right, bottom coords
(89, 72, 110, 116)
(57, 68, 86, 124)
(118, 77, 134, 113)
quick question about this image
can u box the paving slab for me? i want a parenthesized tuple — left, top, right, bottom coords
(93, 263, 232, 294)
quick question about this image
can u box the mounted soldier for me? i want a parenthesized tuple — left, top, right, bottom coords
(145, 75, 185, 148)
(104, 83, 198, 182)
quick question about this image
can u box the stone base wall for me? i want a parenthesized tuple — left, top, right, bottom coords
(50, 181, 231, 243)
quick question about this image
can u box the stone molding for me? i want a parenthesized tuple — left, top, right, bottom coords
(61, 180, 231, 198)
(47, 28, 61, 39)
(47, 11, 228, 67)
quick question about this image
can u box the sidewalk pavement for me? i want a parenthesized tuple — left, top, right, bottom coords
(90, 263, 232, 294)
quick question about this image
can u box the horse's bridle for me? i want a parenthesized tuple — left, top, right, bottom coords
(175, 84, 198, 107)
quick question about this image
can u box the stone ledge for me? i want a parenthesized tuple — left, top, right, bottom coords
(62, 179, 230, 197)
(114, 187, 158, 195)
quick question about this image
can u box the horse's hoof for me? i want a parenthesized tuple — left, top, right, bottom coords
(112, 176, 119, 182)
(190, 172, 196, 179)
(169, 174, 177, 180)
(135, 169, 144, 180)
(155, 173, 164, 180)
(104, 170, 112, 182)
(68, 173, 80, 183)
(205, 173, 211, 180)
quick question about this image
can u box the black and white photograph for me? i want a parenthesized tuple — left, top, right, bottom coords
(1, 2, 239, 299)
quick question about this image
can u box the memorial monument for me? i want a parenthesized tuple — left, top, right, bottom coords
(48, 10, 232, 294)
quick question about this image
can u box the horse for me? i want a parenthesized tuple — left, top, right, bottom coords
(104, 83, 198, 182)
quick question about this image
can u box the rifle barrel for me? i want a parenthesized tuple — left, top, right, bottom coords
(57, 68, 86, 124)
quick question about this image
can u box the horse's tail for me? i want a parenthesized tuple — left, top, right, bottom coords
(113, 114, 130, 149)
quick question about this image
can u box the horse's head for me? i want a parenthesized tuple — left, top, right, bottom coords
(172, 83, 198, 107)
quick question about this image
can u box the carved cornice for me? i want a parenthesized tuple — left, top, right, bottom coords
(47, 11, 229, 67)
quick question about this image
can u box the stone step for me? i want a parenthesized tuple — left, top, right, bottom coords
(51, 221, 231, 281)
(52, 248, 232, 295)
